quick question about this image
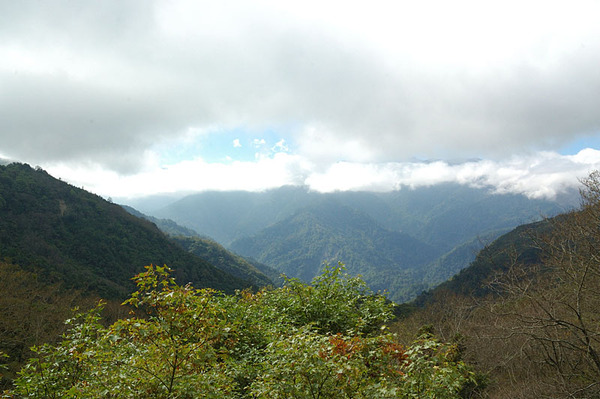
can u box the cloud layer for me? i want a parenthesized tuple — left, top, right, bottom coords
(42, 148, 600, 202)
(3, 2, 600, 164)
(2, 1, 600, 198)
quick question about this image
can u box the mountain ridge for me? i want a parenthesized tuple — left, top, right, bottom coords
(147, 184, 571, 301)
(0, 163, 259, 299)
(231, 200, 442, 301)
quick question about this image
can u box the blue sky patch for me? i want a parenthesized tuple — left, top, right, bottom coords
(155, 128, 293, 165)
(560, 131, 600, 155)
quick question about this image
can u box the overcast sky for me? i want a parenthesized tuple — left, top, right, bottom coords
(2, 0, 600, 199)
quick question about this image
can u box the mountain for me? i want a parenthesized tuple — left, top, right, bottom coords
(398, 175, 600, 398)
(153, 186, 317, 245)
(145, 184, 570, 301)
(121, 204, 204, 237)
(171, 236, 280, 287)
(0, 163, 255, 299)
(412, 220, 545, 306)
(230, 200, 441, 302)
(120, 204, 278, 287)
(152, 184, 570, 249)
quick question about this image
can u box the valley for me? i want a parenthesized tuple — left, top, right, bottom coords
(139, 183, 572, 302)
(1, 162, 597, 397)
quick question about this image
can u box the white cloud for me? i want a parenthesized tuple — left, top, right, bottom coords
(1, 0, 599, 174)
(252, 139, 267, 148)
(272, 139, 289, 153)
(44, 149, 600, 202)
(2, 0, 600, 200)
(45, 152, 310, 198)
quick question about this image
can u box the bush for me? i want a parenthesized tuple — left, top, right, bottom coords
(8, 264, 475, 398)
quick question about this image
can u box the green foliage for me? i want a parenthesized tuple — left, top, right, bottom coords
(262, 262, 393, 336)
(251, 328, 403, 399)
(401, 334, 474, 398)
(8, 264, 475, 398)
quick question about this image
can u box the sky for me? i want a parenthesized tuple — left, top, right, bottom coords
(2, 0, 600, 200)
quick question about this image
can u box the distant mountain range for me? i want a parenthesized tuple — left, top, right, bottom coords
(139, 184, 574, 302)
(2, 161, 593, 396)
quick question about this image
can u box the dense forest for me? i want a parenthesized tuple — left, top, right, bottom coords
(0, 163, 260, 299)
(149, 183, 569, 302)
(1, 162, 599, 397)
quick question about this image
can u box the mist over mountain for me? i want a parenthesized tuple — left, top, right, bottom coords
(120, 204, 280, 288)
(151, 184, 573, 246)
(139, 183, 572, 301)
(231, 201, 439, 299)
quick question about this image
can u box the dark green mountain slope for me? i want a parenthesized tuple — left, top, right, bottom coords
(121, 205, 278, 287)
(230, 200, 440, 302)
(413, 219, 547, 306)
(171, 236, 280, 287)
(0, 163, 251, 299)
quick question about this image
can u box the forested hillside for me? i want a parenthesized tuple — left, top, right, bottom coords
(0, 163, 276, 388)
(397, 172, 600, 398)
(172, 236, 280, 287)
(121, 205, 280, 287)
(148, 184, 570, 301)
(0, 163, 253, 299)
(231, 201, 440, 301)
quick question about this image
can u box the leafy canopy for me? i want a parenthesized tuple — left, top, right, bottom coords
(8, 263, 475, 398)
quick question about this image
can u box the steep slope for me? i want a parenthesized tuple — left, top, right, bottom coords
(121, 204, 201, 237)
(230, 200, 440, 302)
(413, 219, 547, 305)
(171, 236, 280, 287)
(398, 175, 600, 398)
(0, 163, 251, 299)
(121, 205, 278, 287)
(153, 186, 320, 245)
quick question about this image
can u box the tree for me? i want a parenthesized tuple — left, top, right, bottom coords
(0, 262, 86, 390)
(8, 264, 476, 398)
(486, 171, 600, 397)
